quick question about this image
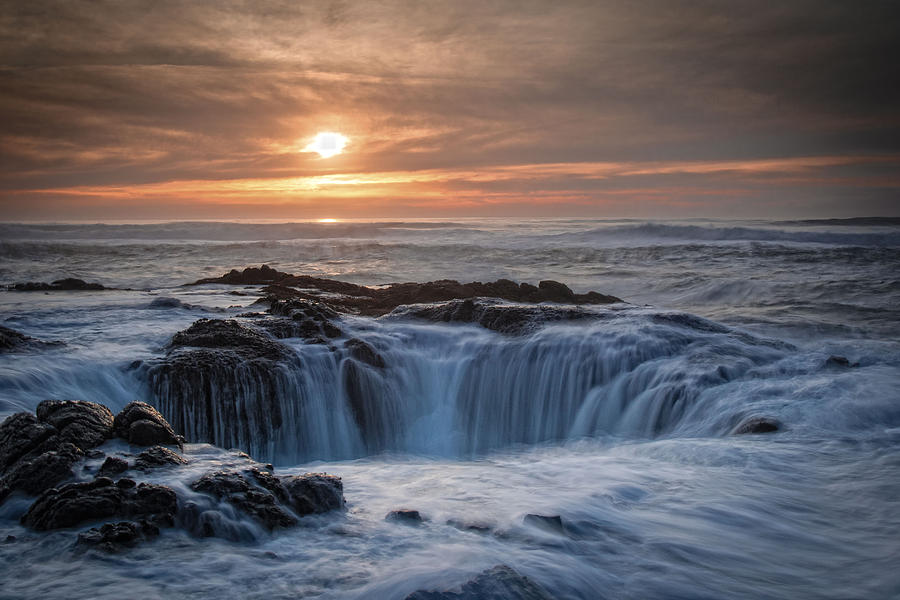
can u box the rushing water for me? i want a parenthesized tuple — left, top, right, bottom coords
(1, 218, 899, 599)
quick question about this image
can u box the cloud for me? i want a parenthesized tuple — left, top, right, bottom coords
(0, 0, 898, 218)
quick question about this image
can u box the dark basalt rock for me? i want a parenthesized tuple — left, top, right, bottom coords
(386, 509, 424, 525)
(113, 402, 183, 449)
(9, 278, 106, 292)
(0, 325, 62, 353)
(446, 519, 492, 534)
(146, 320, 297, 454)
(36, 400, 114, 450)
(0, 401, 116, 501)
(345, 338, 386, 368)
(97, 456, 129, 478)
(257, 299, 343, 340)
(76, 519, 161, 552)
(21, 477, 177, 531)
(1, 442, 83, 500)
(824, 355, 860, 369)
(0, 412, 57, 470)
(393, 298, 605, 335)
(523, 514, 565, 534)
(732, 416, 780, 435)
(168, 319, 292, 361)
(133, 446, 188, 470)
(404, 565, 553, 600)
(190, 471, 295, 530)
(189, 266, 621, 317)
(190, 469, 344, 531)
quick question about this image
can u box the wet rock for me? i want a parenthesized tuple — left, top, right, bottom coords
(76, 519, 160, 552)
(190, 471, 298, 530)
(0, 412, 57, 470)
(168, 319, 291, 361)
(446, 519, 492, 534)
(342, 358, 402, 452)
(191, 469, 344, 532)
(10, 279, 106, 292)
(113, 401, 183, 449)
(1, 442, 83, 500)
(523, 514, 565, 534)
(97, 456, 129, 478)
(345, 338, 386, 368)
(0, 325, 63, 353)
(0, 404, 115, 501)
(825, 355, 860, 369)
(191, 266, 621, 316)
(146, 320, 297, 455)
(21, 477, 177, 531)
(3, 535, 16, 543)
(133, 446, 188, 470)
(36, 400, 114, 450)
(732, 416, 780, 435)
(394, 298, 605, 335)
(386, 509, 424, 525)
(404, 565, 553, 600)
(259, 299, 343, 340)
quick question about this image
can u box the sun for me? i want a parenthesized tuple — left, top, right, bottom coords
(303, 132, 348, 158)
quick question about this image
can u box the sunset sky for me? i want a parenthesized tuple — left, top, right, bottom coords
(1, 1, 898, 220)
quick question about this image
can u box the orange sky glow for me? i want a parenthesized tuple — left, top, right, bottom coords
(1, 2, 898, 220)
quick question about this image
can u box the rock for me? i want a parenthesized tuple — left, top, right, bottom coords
(10, 279, 106, 292)
(190, 471, 298, 530)
(1, 442, 83, 500)
(345, 338, 386, 368)
(537, 280, 576, 302)
(404, 565, 553, 600)
(145, 320, 298, 457)
(133, 446, 188, 470)
(36, 400, 114, 450)
(4, 535, 15, 543)
(523, 514, 565, 534)
(113, 402, 183, 449)
(386, 509, 424, 525)
(393, 298, 605, 335)
(0, 412, 57, 470)
(191, 469, 344, 532)
(21, 477, 177, 531)
(189, 267, 621, 316)
(97, 456, 129, 478)
(732, 416, 780, 435)
(258, 299, 343, 340)
(0, 325, 62, 353)
(825, 355, 859, 369)
(446, 519, 492, 534)
(76, 519, 161, 552)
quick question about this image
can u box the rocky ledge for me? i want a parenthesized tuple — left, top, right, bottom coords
(0, 400, 345, 552)
(189, 264, 622, 316)
(405, 565, 553, 600)
(6, 278, 107, 292)
(0, 325, 63, 353)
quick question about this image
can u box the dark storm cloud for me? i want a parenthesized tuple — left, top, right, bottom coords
(0, 0, 898, 217)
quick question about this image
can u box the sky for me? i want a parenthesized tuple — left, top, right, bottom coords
(1, 0, 899, 221)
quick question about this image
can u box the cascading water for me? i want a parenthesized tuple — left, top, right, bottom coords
(146, 308, 795, 464)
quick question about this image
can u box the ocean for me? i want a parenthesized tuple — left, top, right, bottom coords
(1, 218, 899, 599)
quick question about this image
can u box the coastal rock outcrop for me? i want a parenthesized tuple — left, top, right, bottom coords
(0, 325, 62, 353)
(404, 565, 553, 600)
(76, 519, 161, 552)
(134, 445, 188, 470)
(0, 401, 114, 500)
(389, 298, 607, 335)
(113, 401, 183, 449)
(189, 265, 622, 316)
(8, 278, 106, 292)
(189, 469, 343, 531)
(21, 477, 177, 531)
(146, 319, 299, 456)
(732, 416, 780, 435)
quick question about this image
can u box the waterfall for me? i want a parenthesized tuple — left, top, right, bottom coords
(147, 310, 789, 464)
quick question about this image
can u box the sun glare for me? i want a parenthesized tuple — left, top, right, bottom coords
(304, 132, 348, 158)
(318, 218, 338, 223)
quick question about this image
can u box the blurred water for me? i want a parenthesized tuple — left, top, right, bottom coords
(0, 218, 898, 599)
